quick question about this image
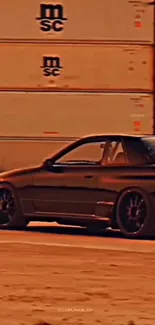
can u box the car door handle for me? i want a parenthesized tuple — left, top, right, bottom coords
(84, 175, 93, 179)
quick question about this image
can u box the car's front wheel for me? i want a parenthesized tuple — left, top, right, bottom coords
(116, 188, 155, 238)
(0, 184, 28, 229)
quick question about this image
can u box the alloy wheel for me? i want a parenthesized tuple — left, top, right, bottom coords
(0, 189, 16, 226)
(117, 190, 147, 235)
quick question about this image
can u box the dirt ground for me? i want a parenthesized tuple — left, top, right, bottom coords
(0, 227, 155, 325)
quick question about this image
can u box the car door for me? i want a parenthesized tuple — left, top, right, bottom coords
(32, 139, 106, 217)
(95, 138, 129, 218)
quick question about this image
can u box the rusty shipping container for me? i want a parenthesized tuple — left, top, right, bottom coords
(0, 43, 153, 92)
(0, 0, 153, 42)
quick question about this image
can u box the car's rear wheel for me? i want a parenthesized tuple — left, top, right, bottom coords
(116, 188, 155, 238)
(0, 185, 28, 229)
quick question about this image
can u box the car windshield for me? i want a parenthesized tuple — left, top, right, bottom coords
(141, 137, 155, 163)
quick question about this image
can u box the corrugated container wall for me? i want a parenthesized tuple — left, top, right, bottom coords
(0, 0, 154, 42)
(0, 43, 153, 92)
(0, 92, 152, 137)
(0, 0, 154, 146)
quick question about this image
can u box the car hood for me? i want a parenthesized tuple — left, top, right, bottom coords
(0, 165, 41, 179)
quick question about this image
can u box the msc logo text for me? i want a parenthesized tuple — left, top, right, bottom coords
(36, 4, 67, 32)
(41, 56, 63, 77)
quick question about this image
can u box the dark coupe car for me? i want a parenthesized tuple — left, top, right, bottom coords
(1, 133, 155, 238)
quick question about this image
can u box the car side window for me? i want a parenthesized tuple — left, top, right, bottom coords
(55, 141, 106, 164)
(125, 139, 148, 165)
(104, 140, 128, 165)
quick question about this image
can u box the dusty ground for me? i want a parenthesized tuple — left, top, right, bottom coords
(0, 225, 155, 325)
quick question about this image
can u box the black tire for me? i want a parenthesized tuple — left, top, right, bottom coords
(116, 187, 155, 238)
(0, 183, 28, 229)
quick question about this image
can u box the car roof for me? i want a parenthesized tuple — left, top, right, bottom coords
(80, 133, 148, 141)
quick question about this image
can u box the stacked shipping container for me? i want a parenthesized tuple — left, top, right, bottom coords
(0, 0, 154, 169)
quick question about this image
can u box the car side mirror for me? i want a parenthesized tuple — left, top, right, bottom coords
(42, 159, 53, 171)
(43, 159, 64, 173)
